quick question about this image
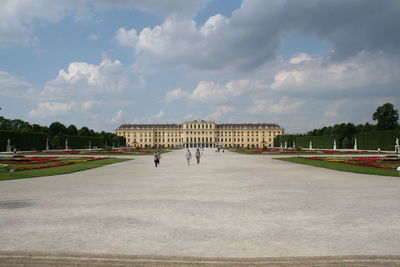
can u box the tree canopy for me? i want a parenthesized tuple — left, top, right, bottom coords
(373, 103, 399, 130)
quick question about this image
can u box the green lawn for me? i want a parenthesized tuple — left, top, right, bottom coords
(275, 157, 400, 177)
(0, 158, 131, 181)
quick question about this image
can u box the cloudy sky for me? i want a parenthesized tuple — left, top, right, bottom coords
(1, 0, 399, 133)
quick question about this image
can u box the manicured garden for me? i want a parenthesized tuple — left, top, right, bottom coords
(276, 155, 400, 177)
(230, 148, 386, 155)
(19, 148, 171, 156)
(0, 155, 130, 180)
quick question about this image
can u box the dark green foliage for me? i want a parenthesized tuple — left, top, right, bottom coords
(0, 116, 125, 151)
(357, 130, 400, 151)
(78, 127, 91, 136)
(0, 130, 47, 151)
(295, 135, 339, 149)
(373, 103, 399, 130)
(48, 122, 67, 137)
(342, 136, 351, 149)
(66, 124, 78, 136)
(61, 135, 104, 149)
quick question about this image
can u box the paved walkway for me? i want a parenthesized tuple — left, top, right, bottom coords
(0, 149, 400, 258)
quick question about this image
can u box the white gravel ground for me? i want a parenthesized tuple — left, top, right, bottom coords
(0, 148, 399, 257)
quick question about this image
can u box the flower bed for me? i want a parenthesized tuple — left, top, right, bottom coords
(2, 155, 105, 172)
(305, 155, 399, 170)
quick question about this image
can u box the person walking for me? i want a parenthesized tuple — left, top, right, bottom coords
(154, 151, 160, 167)
(186, 149, 192, 166)
(195, 148, 201, 164)
(156, 151, 161, 165)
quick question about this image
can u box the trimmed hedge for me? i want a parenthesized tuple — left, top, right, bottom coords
(60, 135, 105, 149)
(0, 130, 47, 151)
(275, 130, 400, 151)
(296, 135, 339, 149)
(274, 134, 296, 148)
(274, 134, 339, 149)
(357, 130, 400, 151)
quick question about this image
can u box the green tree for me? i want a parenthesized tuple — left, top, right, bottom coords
(49, 122, 67, 137)
(66, 124, 78, 136)
(78, 127, 90, 136)
(373, 103, 399, 130)
(32, 124, 42, 132)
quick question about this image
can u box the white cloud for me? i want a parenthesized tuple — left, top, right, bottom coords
(165, 88, 189, 102)
(289, 53, 313, 64)
(140, 110, 165, 123)
(200, 14, 229, 35)
(110, 109, 123, 123)
(0, 71, 33, 97)
(41, 58, 141, 100)
(266, 53, 400, 99)
(114, 0, 400, 72)
(0, 0, 87, 44)
(270, 70, 305, 90)
(81, 100, 102, 111)
(188, 79, 256, 103)
(205, 105, 234, 120)
(29, 101, 76, 118)
(248, 97, 304, 115)
(95, 0, 209, 18)
(115, 27, 138, 48)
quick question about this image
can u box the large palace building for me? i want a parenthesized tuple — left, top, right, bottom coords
(115, 120, 284, 149)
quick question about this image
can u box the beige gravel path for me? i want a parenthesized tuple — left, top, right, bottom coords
(1, 149, 400, 261)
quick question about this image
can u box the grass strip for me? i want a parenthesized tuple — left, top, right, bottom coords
(0, 158, 131, 181)
(275, 157, 400, 177)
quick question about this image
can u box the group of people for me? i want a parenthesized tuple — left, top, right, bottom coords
(185, 148, 202, 166)
(153, 148, 203, 167)
(154, 148, 216, 167)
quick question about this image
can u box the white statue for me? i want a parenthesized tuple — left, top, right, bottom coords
(65, 139, 68, 150)
(333, 139, 337, 150)
(6, 139, 11, 152)
(309, 141, 312, 150)
(354, 138, 357, 150)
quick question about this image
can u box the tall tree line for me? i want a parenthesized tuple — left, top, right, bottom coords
(294, 103, 399, 149)
(0, 117, 124, 148)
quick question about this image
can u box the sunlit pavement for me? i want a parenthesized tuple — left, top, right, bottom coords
(1, 148, 400, 258)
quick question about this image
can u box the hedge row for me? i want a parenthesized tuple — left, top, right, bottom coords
(274, 134, 339, 149)
(0, 130, 47, 151)
(274, 130, 400, 151)
(295, 135, 340, 149)
(0, 131, 113, 151)
(60, 135, 105, 149)
(357, 130, 400, 151)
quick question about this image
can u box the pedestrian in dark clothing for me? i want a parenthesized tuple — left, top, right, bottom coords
(154, 151, 160, 167)
(195, 148, 201, 164)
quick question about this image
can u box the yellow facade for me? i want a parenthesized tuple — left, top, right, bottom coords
(115, 120, 284, 148)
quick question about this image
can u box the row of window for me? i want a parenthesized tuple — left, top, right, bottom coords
(128, 137, 273, 144)
(183, 124, 214, 129)
(120, 130, 282, 136)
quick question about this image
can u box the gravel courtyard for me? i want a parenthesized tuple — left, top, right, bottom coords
(1, 149, 400, 258)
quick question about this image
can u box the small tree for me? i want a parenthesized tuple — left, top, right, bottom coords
(373, 103, 399, 130)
